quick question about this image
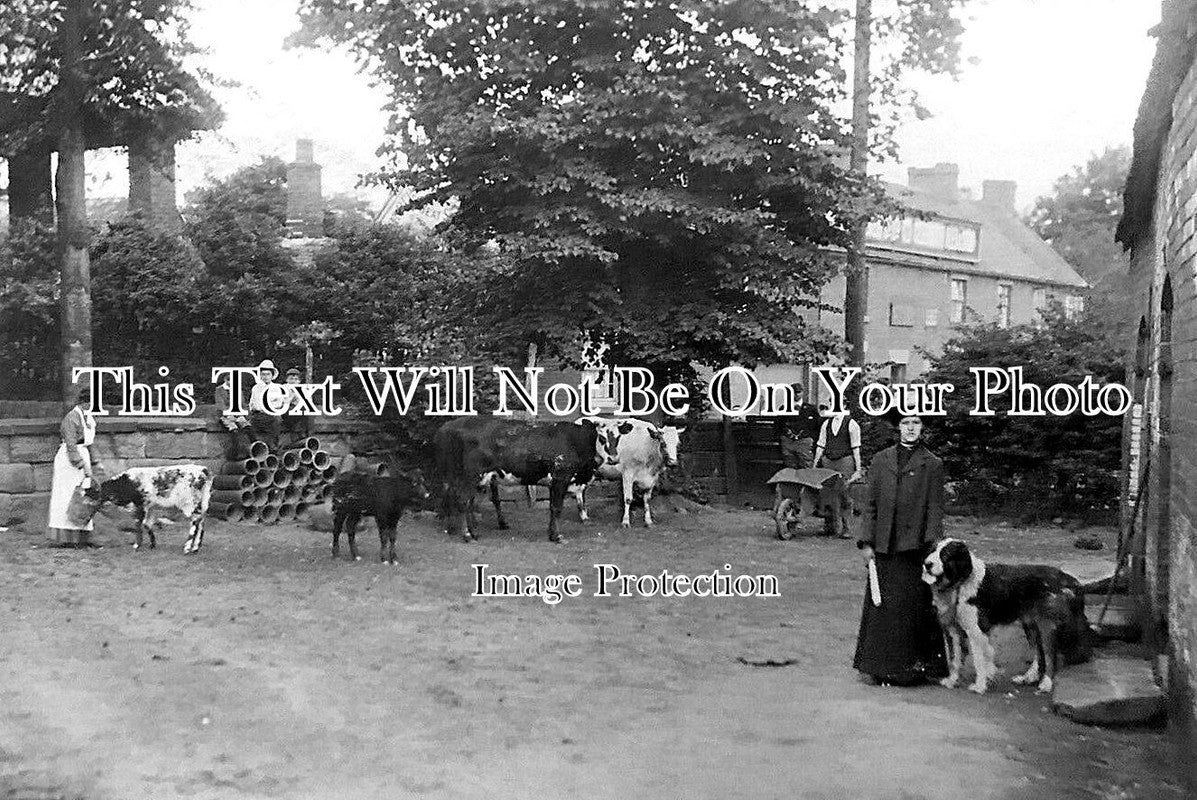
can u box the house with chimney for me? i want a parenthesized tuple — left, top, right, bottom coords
(285, 138, 324, 239)
(716, 162, 1089, 406)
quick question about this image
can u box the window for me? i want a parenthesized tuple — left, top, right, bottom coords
(950, 279, 968, 323)
(997, 284, 1012, 328)
(888, 301, 914, 327)
(925, 308, 940, 328)
(944, 224, 978, 254)
(1032, 287, 1046, 310)
(866, 215, 980, 256)
(890, 363, 907, 384)
(1064, 294, 1084, 318)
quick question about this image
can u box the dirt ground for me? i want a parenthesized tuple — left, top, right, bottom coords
(0, 493, 1188, 800)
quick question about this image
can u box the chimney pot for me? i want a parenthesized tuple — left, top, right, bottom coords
(295, 138, 314, 164)
(907, 162, 959, 201)
(981, 179, 1017, 211)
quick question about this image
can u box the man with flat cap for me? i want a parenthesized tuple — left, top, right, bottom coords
(774, 382, 821, 470)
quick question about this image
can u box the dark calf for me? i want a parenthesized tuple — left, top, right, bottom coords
(331, 468, 430, 564)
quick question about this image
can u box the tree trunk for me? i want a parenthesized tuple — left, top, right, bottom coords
(56, 0, 92, 405)
(844, 0, 872, 368)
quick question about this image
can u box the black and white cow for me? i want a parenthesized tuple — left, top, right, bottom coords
(434, 417, 600, 543)
(572, 417, 684, 528)
(87, 465, 212, 553)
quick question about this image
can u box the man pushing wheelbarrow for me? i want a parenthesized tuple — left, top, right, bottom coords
(768, 466, 863, 539)
(769, 409, 864, 540)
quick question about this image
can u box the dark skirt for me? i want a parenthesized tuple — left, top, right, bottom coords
(852, 550, 948, 684)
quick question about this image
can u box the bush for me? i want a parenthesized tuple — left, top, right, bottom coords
(923, 302, 1125, 519)
(91, 215, 208, 387)
(0, 218, 59, 398)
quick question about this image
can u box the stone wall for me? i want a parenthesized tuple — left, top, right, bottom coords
(0, 411, 740, 529)
(0, 409, 385, 530)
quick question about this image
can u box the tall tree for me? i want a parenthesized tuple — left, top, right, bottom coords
(294, 1, 970, 382)
(0, 0, 219, 402)
(1028, 146, 1129, 284)
(1027, 146, 1133, 343)
(293, 1, 887, 383)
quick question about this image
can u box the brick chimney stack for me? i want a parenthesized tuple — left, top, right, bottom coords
(981, 179, 1017, 212)
(907, 163, 959, 201)
(286, 138, 323, 238)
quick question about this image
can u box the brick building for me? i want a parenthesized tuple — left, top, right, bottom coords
(709, 163, 1088, 409)
(1115, 0, 1197, 778)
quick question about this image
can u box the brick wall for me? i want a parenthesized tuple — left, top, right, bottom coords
(1126, 43, 1197, 783)
(286, 139, 323, 238)
(818, 262, 1078, 377)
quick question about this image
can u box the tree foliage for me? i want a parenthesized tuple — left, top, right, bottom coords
(0, 219, 59, 399)
(0, 0, 221, 402)
(1027, 146, 1133, 345)
(922, 303, 1126, 519)
(184, 157, 292, 280)
(90, 214, 206, 382)
(1028, 146, 1129, 284)
(0, 0, 220, 153)
(293, 0, 984, 381)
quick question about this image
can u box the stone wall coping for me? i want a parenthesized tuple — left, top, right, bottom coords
(0, 413, 380, 437)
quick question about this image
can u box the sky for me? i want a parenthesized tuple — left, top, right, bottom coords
(82, 0, 1161, 216)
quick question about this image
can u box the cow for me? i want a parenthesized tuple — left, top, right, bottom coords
(434, 417, 600, 543)
(85, 465, 212, 553)
(521, 422, 625, 506)
(330, 468, 431, 564)
(571, 417, 684, 528)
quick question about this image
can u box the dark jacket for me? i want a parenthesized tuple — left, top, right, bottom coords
(859, 444, 944, 555)
(775, 403, 821, 441)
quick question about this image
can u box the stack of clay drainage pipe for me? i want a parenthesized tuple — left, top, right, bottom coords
(209, 437, 339, 523)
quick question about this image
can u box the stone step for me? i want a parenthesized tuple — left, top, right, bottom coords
(1052, 656, 1165, 726)
(1059, 555, 1119, 589)
(1087, 595, 1142, 641)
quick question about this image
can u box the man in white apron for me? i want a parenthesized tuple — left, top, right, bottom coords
(47, 388, 100, 548)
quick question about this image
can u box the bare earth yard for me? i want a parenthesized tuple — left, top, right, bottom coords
(0, 495, 1187, 800)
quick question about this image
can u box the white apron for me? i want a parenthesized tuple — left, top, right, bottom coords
(47, 407, 96, 531)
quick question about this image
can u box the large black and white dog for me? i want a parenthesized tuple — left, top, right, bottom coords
(922, 539, 1092, 694)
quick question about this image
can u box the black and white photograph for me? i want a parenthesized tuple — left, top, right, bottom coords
(0, 0, 1193, 797)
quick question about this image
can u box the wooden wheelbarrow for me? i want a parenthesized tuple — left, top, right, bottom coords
(767, 467, 862, 541)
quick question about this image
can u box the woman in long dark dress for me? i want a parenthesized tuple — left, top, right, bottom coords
(852, 414, 948, 686)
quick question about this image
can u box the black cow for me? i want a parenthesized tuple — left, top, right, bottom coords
(330, 468, 430, 564)
(434, 417, 600, 543)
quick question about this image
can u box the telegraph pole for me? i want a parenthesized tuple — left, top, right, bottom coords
(844, 0, 871, 368)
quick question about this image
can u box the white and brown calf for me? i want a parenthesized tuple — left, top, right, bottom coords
(88, 465, 213, 553)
